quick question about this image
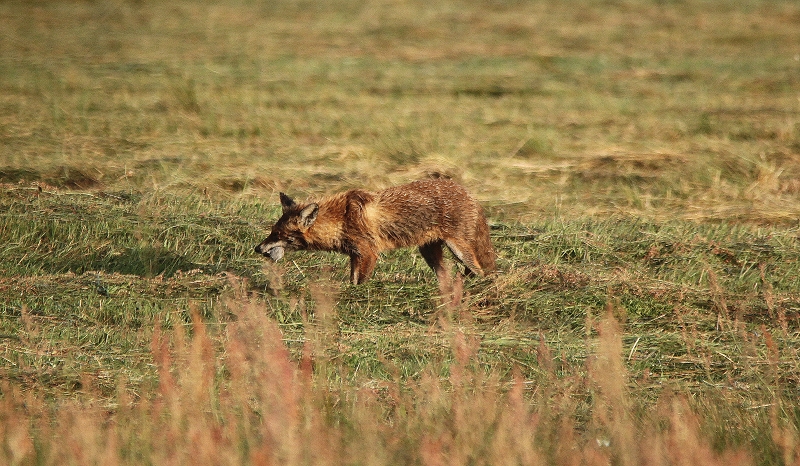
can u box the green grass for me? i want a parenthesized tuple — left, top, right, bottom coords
(2, 190, 799, 463)
(1, 0, 800, 463)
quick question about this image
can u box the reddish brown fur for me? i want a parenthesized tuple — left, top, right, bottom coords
(255, 178, 497, 285)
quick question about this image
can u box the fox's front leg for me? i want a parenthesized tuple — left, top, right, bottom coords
(349, 252, 378, 285)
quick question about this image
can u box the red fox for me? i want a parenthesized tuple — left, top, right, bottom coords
(255, 178, 496, 285)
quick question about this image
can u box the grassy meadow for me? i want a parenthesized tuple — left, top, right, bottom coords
(1, 0, 800, 464)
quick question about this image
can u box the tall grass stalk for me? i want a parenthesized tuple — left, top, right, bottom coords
(2, 288, 785, 465)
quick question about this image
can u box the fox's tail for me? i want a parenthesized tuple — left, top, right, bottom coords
(473, 211, 497, 273)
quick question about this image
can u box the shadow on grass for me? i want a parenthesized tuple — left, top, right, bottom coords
(37, 247, 207, 278)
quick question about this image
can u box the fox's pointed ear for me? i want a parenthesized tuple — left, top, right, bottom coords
(299, 203, 319, 228)
(279, 192, 296, 211)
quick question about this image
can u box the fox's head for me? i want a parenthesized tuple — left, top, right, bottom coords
(255, 193, 319, 261)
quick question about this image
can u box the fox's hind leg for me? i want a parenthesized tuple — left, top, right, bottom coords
(420, 241, 464, 307)
(419, 241, 451, 285)
(444, 239, 484, 277)
(471, 213, 497, 273)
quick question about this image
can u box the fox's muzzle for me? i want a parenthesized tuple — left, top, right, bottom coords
(255, 242, 285, 261)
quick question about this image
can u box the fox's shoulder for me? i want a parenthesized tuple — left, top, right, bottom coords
(315, 189, 373, 210)
(344, 189, 375, 206)
(312, 189, 377, 224)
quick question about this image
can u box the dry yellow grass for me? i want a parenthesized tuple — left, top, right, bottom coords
(1, 0, 799, 223)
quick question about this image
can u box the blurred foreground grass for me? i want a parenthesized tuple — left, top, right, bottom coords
(1, 0, 800, 463)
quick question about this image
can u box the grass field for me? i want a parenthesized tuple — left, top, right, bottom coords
(1, 0, 800, 464)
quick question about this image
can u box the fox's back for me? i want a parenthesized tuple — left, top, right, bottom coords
(364, 178, 483, 249)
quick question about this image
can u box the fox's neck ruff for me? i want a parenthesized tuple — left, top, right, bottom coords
(301, 191, 351, 252)
(305, 217, 345, 251)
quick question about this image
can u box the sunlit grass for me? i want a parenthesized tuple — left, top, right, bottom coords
(1, 1, 799, 222)
(1, 0, 800, 463)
